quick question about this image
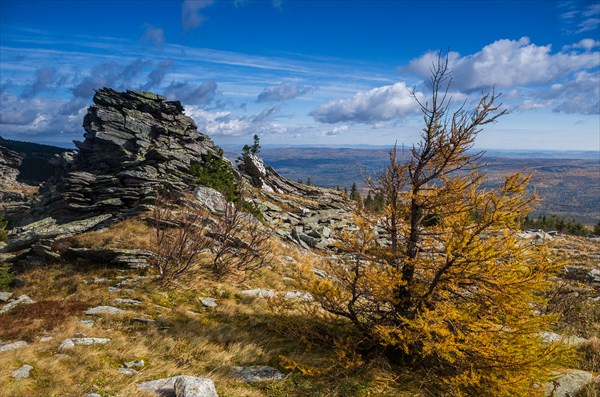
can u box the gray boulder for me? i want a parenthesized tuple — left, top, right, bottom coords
(546, 369, 595, 397)
(0, 341, 27, 353)
(0, 294, 34, 313)
(58, 337, 110, 350)
(85, 305, 125, 315)
(11, 364, 33, 380)
(137, 375, 219, 397)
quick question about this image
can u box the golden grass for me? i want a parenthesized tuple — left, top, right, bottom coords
(59, 217, 155, 251)
(3, 229, 598, 396)
(0, 259, 416, 397)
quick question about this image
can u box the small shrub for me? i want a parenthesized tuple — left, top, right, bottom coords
(189, 154, 237, 202)
(0, 213, 8, 241)
(0, 266, 14, 289)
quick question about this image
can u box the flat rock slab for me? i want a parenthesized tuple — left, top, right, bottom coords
(0, 294, 34, 313)
(0, 291, 13, 301)
(0, 341, 28, 353)
(282, 291, 313, 301)
(124, 359, 145, 368)
(85, 305, 126, 315)
(239, 289, 276, 299)
(540, 331, 588, 346)
(137, 375, 219, 397)
(113, 298, 142, 305)
(59, 337, 110, 350)
(118, 368, 138, 375)
(199, 297, 217, 308)
(546, 369, 595, 397)
(12, 364, 33, 380)
(232, 366, 284, 383)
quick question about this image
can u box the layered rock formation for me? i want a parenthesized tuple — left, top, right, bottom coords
(41, 88, 222, 221)
(3, 88, 223, 255)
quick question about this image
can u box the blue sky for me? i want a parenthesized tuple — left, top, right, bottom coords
(1, 0, 599, 150)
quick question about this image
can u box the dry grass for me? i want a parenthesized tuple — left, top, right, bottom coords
(0, 257, 414, 397)
(3, 229, 598, 396)
(58, 217, 155, 251)
(0, 300, 89, 341)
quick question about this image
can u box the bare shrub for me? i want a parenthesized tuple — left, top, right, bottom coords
(151, 190, 211, 285)
(207, 185, 272, 280)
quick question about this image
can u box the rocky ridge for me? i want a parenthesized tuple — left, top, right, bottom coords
(2, 88, 224, 262)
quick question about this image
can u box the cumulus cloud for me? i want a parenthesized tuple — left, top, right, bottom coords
(142, 25, 165, 49)
(163, 80, 217, 104)
(21, 67, 59, 98)
(310, 82, 420, 124)
(325, 125, 348, 136)
(181, 0, 214, 31)
(405, 37, 599, 91)
(547, 71, 599, 114)
(257, 80, 314, 102)
(0, 91, 85, 141)
(562, 38, 600, 51)
(186, 104, 284, 136)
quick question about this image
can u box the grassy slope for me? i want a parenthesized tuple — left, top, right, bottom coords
(0, 217, 598, 397)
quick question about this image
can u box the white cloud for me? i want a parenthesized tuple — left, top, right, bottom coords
(310, 82, 420, 124)
(547, 71, 600, 114)
(406, 37, 599, 91)
(186, 104, 287, 137)
(562, 38, 600, 51)
(325, 125, 348, 136)
(181, 0, 214, 31)
(257, 80, 314, 102)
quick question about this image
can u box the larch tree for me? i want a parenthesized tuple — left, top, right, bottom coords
(301, 57, 568, 396)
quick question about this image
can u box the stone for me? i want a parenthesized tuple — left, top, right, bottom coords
(9, 278, 26, 288)
(137, 375, 219, 397)
(64, 247, 152, 269)
(282, 291, 313, 301)
(232, 366, 284, 383)
(11, 364, 33, 380)
(39, 336, 54, 342)
(539, 331, 588, 346)
(0, 291, 13, 301)
(239, 289, 277, 299)
(0, 294, 35, 313)
(124, 359, 145, 368)
(85, 305, 125, 315)
(85, 394, 102, 397)
(199, 297, 217, 308)
(118, 368, 138, 375)
(113, 298, 142, 305)
(545, 369, 594, 397)
(174, 376, 219, 397)
(0, 341, 27, 353)
(79, 319, 95, 328)
(194, 186, 227, 214)
(58, 337, 110, 350)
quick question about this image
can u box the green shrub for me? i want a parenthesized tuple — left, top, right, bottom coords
(0, 214, 7, 242)
(189, 154, 237, 202)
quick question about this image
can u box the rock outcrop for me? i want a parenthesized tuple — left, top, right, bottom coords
(40, 88, 223, 222)
(3, 88, 224, 256)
